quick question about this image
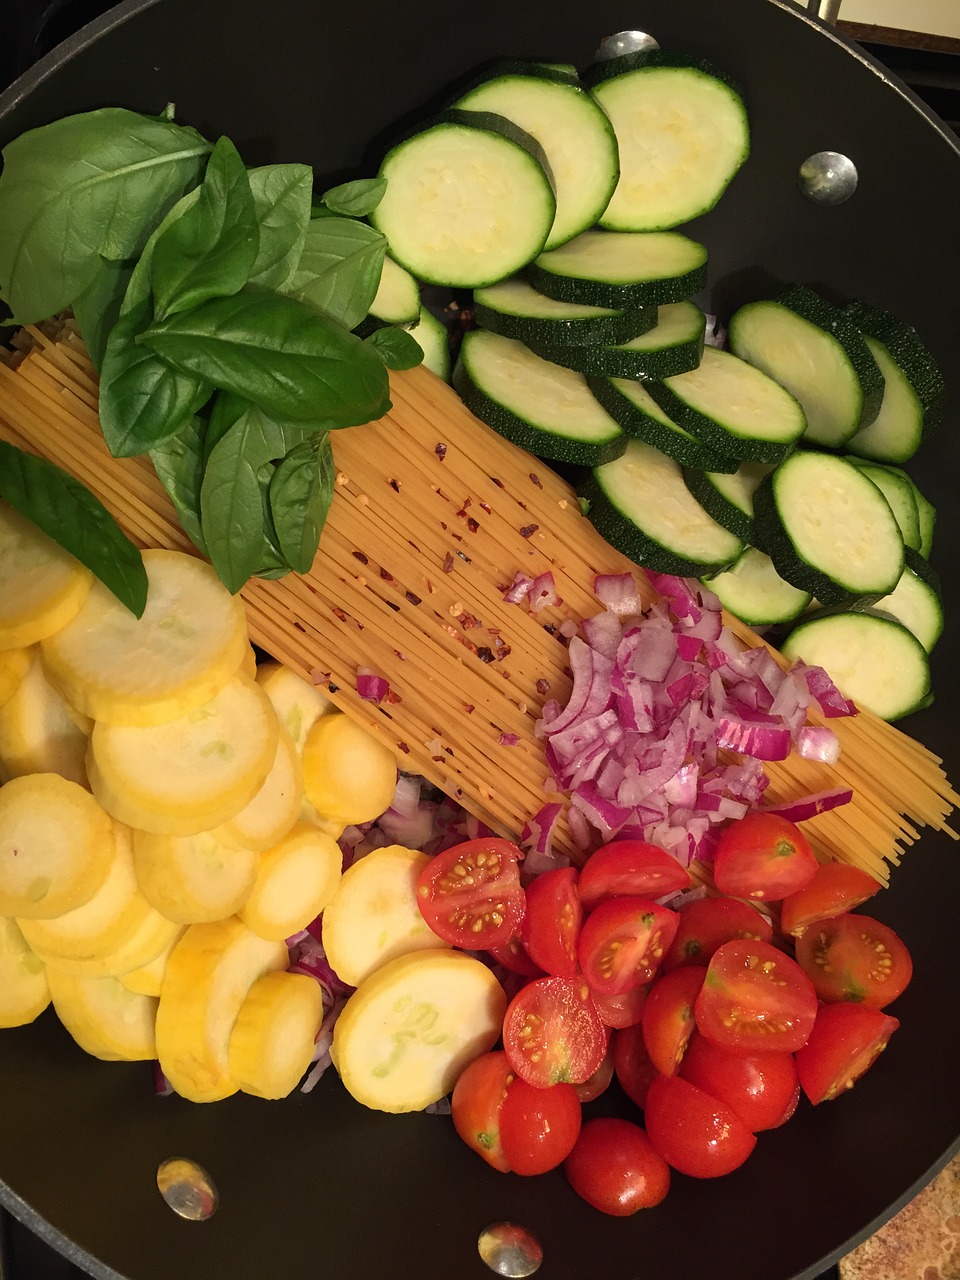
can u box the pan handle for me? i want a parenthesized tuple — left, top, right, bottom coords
(806, 0, 842, 23)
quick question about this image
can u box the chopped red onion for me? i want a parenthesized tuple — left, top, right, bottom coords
(796, 726, 841, 765)
(593, 572, 643, 617)
(760, 788, 853, 823)
(503, 571, 534, 604)
(152, 1061, 174, 1098)
(301, 997, 349, 1094)
(791, 662, 858, 718)
(356, 666, 390, 704)
(499, 732, 521, 747)
(425, 1096, 453, 1116)
(528, 571, 558, 613)
(559, 618, 579, 639)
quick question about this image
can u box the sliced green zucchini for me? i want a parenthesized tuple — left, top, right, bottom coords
(682, 462, 773, 542)
(585, 52, 749, 232)
(408, 306, 451, 382)
(844, 302, 945, 463)
(371, 111, 555, 288)
(867, 549, 943, 653)
(728, 287, 883, 447)
(846, 456, 920, 551)
(753, 451, 904, 607)
(579, 438, 743, 576)
(527, 229, 708, 310)
(781, 609, 930, 722)
(473, 277, 654, 346)
(453, 329, 624, 465)
(370, 256, 420, 326)
(707, 547, 811, 627)
(645, 347, 806, 464)
(454, 69, 619, 250)
(588, 376, 739, 473)
(527, 301, 706, 380)
(913, 481, 936, 557)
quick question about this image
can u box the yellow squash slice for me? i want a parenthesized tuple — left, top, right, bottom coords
(256, 662, 335, 752)
(47, 968, 158, 1061)
(37, 910, 184, 980)
(132, 828, 259, 924)
(228, 971, 325, 1099)
(214, 725, 303, 853)
(321, 844, 448, 987)
(240, 822, 342, 943)
(0, 503, 92, 650)
(88, 674, 279, 836)
(120, 927, 185, 997)
(155, 917, 288, 1103)
(332, 949, 506, 1113)
(42, 549, 248, 726)
(302, 713, 398, 827)
(0, 773, 113, 918)
(0, 648, 33, 710)
(240, 646, 258, 679)
(0, 654, 89, 786)
(0, 917, 51, 1027)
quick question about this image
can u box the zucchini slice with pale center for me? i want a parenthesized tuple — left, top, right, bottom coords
(369, 256, 420, 327)
(408, 306, 451, 381)
(706, 546, 811, 627)
(527, 228, 708, 310)
(588, 376, 739, 473)
(869, 548, 943, 652)
(473, 276, 654, 346)
(683, 461, 773, 542)
(529, 301, 706, 380)
(454, 329, 625, 466)
(847, 456, 921, 551)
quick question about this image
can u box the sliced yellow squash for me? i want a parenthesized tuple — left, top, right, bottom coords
(240, 646, 258, 679)
(332, 950, 506, 1113)
(132, 828, 259, 924)
(302, 713, 397, 827)
(47, 968, 158, 1061)
(214, 725, 303, 853)
(240, 822, 341, 943)
(0, 773, 113, 918)
(228, 971, 324, 1099)
(256, 661, 335, 752)
(155, 917, 288, 1103)
(42, 549, 248, 726)
(0, 917, 51, 1027)
(0, 647, 33, 710)
(119, 927, 184, 997)
(38, 910, 184, 980)
(0, 503, 92, 650)
(0, 654, 89, 786)
(88, 674, 278, 836)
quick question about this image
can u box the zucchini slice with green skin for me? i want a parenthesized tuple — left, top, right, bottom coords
(781, 609, 931, 722)
(706, 547, 811, 627)
(752, 451, 904, 607)
(645, 347, 807, 464)
(408, 306, 451, 382)
(867, 548, 943, 652)
(454, 68, 619, 251)
(370, 256, 420, 327)
(912, 480, 936, 557)
(846, 456, 921, 551)
(579, 438, 743, 576)
(589, 376, 739, 473)
(453, 329, 625, 466)
(528, 301, 706, 380)
(527, 229, 708, 310)
(584, 51, 749, 232)
(371, 111, 555, 288)
(473, 277, 655, 346)
(682, 461, 773, 542)
(728, 286, 883, 447)
(844, 302, 945, 463)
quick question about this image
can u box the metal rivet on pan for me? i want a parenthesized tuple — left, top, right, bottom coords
(595, 30, 660, 61)
(798, 151, 859, 205)
(478, 1222, 543, 1277)
(156, 1157, 219, 1221)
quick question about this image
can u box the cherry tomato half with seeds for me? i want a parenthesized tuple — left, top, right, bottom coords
(416, 837, 524, 949)
(499, 1078, 581, 1176)
(795, 1002, 900, 1104)
(680, 1034, 800, 1132)
(574, 1052, 615, 1104)
(780, 863, 881, 938)
(590, 982, 650, 1030)
(794, 913, 912, 1009)
(578, 896, 679, 996)
(612, 1023, 659, 1110)
(663, 896, 772, 971)
(521, 867, 582, 978)
(502, 975, 608, 1087)
(713, 812, 818, 902)
(645, 1075, 756, 1178)
(451, 1050, 514, 1172)
(565, 1118, 670, 1215)
(695, 938, 818, 1054)
(578, 840, 691, 912)
(488, 935, 544, 978)
(642, 967, 705, 1077)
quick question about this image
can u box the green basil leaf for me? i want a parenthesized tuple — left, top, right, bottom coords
(140, 290, 390, 426)
(320, 177, 387, 217)
(247, 164, 313, 290)
(0, 441, 147, 616)
(149, 416, 208, 554)
(72, 256, 134, 371)
(150, 137, 259, 321)
(120, 187, 201, 320)
(365, 325, 425, 371)
(203, 389, 249, 462)
(99, 301, 212, 457)
(268, 435, 335, 573)
(286, 217, 386, 330)
(0, 108, 212, 323)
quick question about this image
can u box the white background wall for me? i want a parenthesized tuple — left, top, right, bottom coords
(840, 0, 960, 37)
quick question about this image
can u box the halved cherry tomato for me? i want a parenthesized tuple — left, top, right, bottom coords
(713, 812, 818, 902)
(795, 913, 912, 1009)
(780, 863, 880, 938)
(565, 1118, 670, 1215)
(578, 841, 690, 911)
(591, 983, 650, 1030)
(574, 1053, 615, 1104)
(680, 1034, 800, 1132)
(795, 1002, 900, 1104)
(416, 837, 524, 949)
(663, 896, 772, 971)
(521, 867, 582, 977)
(578, 897, 678, 995)
(644, 1075, 756, 1178)
(612, 1023, 659, 1110)
(499, 1078, 582, 1176)
(502, 976, 608, 1087)
(641, 968, 704, 1077)
(695, 938, 818, 1054)
(451, 1050, 514, 1172)
(488, 934, 543, 978)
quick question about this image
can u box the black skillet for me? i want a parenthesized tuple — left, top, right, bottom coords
(0, 2, 958, 1277)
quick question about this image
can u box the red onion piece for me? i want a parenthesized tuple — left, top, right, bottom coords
(498, 732, 521, 747)
(791, 661, 858, 718)
(356, 667, 390, 704)
(593, 572, 643, 617)
(759, 788, 853, 822)
(528, 571, 558, 613)
(796, 725, 841, 765)
(503, 571, 534, 604)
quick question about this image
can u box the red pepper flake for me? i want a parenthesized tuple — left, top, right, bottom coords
(476, 647, 495, 663)
(408, 541, 421, 552)
(431, 755, 445, 764)
(328, 682, 340, 694)
(293, 621, 306, 633)
(463, 703, 475, 714)
(442, 552, 455, 573)
(479, 500, 492, 515)
(385, 690, 403, 704)
(496, 644, 512, 660)
(461, 613, 478, 629)
(424, 579, 435, 594)
(440, 521, 448, 531)
(441, 623, 460, 639)
(352, 550, 369, 564)
(529, 472, 543, 489)
(467, 517, 480, 534)
(333, 607, 347, 622)
(385, 600, 400, 612)
(490, 477, 505, 489)
(388, 478, 401, 493)
(452, 532, 464, 543)
(405, 590, 422, 606)
(461, 497, 473, 510)
(435, 443, 447, 461)
(519, 524, 539, 538)
(536, 678, 551, 695)
(487, 626, 501, 637)
(398, 741, 411, 755)
(379, 568, 394, 581)
(394, 650, 406, 661)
